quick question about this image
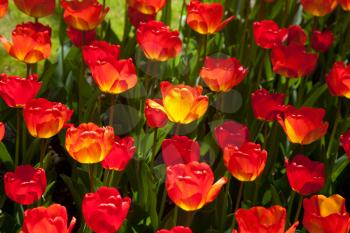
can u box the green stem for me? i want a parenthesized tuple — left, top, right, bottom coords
(158, 186, 167, 222)
(253, 178, 260, 205)
(232, 182, 244, 228)
(39, 139, 49, 168)
(89, 165, 95, 192)
(294, 196, 303, 223)
(172, 206, 178, 227)
(150, 129, 158, 166)
(15, 109, 21, 167)
(202, 34, 208, 61)
(109, 95, 116, 126)
(104, 170, 113, 186)
(326, 99, 341, 160)
(286, 191, 296, 227)
(178, 0, 186, 32)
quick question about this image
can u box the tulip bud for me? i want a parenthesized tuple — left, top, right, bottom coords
(14, 0, 55, 18)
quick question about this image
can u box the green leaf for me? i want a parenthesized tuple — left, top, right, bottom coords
(0, 143, 13, 169)
(332, 155, 350, 182)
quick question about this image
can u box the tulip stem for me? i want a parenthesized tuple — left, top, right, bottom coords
(326, 99, 341, 160)
(178, 0, 186, 32)
(109, 94, 116, 126)
(294, 196, 303, 223)
(158, 185, 167, 222)
(202, 34, 208, 61)
(15, 109, 21, 167)
(286, 191, 296, 227)
(105, 169, 113, 186)
(172, 206, 178, 227)
(39, 139, 49, 168)
(231, 182, 244, 228)
(151, 128, 158, 167)
(26, 63, 31, 77)
(89, 165, 95, 192)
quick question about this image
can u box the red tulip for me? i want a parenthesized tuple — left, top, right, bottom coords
(162, 135, 200, 166)
(271, 44, 318, 78)
(144, 99, 168, 128)
(128, 7, 156, 28)
(67, 27, 96, 47)
(286, 155, 325, 196)
(253, 20, 287, 49)
(250, 88, 286, 121)
(4, 165, 46, 205)
(340, 128, 350, 159)
(24, 98, 73, 139)
(284, 25, 307, 46)
(186, 1, 235, 35)
(311, 30, 334, 52)
(235, 205, 298, 233)
(61, 0, 109, 31)
(214, 120, 249, 150)
(277, 106, 328, 145)
(136, 21, 182, 61)
(199, 57, 248, 92)
(82, 186, 131, 233)
(14, 0, 55, 18)
(157, 226, 192, 233)
(339, 0, 350, 10)
(0, 0, 8, 18)
(0, 122, 5, 142)
(166, 161, 227, 211)
(128, 0, 166, 15)
(326, 61, 350, 98)
(21, 204, 76, 233)
(82, 41, 137, 94)
(224, 142, 267, 182)
(0, 74, 41, 108)
(101, 136, 135, 171)
(303, 194, 350, 233)
(300, 0, 338, 16)
(0, 22, 51, 64)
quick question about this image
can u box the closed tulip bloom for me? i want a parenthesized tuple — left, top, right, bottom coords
(277, 106, 328, 145)
(0, 22, 51, 64)
(341, 129, 350, 159)
(157, 226, 193, 233)
(0, 74, 41, 108)
(0, 0, 8, 18)
(61, 0, 109, 31)
(301, 0, 338, 16)
(311, 30, 334, 52)
(303, 194, 350, 233)
(147, 81, 208, 124)
(166, 161, 227, 211)
(224, 142, 267, 182)
(162, 135, 200, 166)
(128, 0, 166, 15)
(67, 27, 96, 47)
(253, 20, 287, 49)
(284, 25, 307, 46)
(271, 44, 318, 78)
(23, 98, 73, 139)
(286, 155, 325, 196)
(251, 89, 286, 121)
(128, 7, 156, 28)
(339, 0, 350, 10)
(65, 123, 115, 164)
(326, 61, 350, 98)
(136, 21, 182, 61)
(83, 186, 131, 233)
(199, 57, 248, 92)
(235, 205, 298, 233)
(186, 1, 235, 35)
(102, 136, 135, 171)
(214, 120, 249, 150)
(4, 165, 46, 205)
(21, 204, 76, 233)
(144, 99, 168, 128)
(0, 122, 4, 142)
(14, 0, 55, 18)
(83, 41, 137, 94)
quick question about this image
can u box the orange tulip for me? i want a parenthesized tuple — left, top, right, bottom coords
(0, 0, 8, 18)
(61, 0, 109, 31)
(21, 204, 76, 233)
(303, 194, 350, 233)
(224, 142, 267, 182)
(199, 57, 248, 92)
(0, 74, 41, 108)
(300, 0, 338, 16)
(235, 205, 298, 233)
(146, 81, 208, 124)
(166, 161, 227, 211)
(136, 21, 182, 61)
(14, 0, 55, 18)
(339, 0, 350, 10)
(83, 41, 137, 94)
(65, 123, 115, 164)
(23, 98, 73, 139)
(0, 22, 51, 64)
(186, 1, 235, 35)
(326, 61, 350, 98)
(128, 0, 166, 15)
(277, 106, 328, 145)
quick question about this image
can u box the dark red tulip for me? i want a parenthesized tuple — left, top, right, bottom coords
(286, 155, 325, 196)
(162, 135, 200, 166)
(311, 30, 334, 52)
(83, 186, 131, 233)
(340, 128, 350, 159)
(14, 0, 55, 18)
(4, 165, 46, 205)
(284, 25, 307, 46)
(102, 136, 135, 171)
(66, 27, 96, 47)
(214, 120, 249, 150)
(339, 0, 350, 10)
(0, 122, 4, 142)
(253, 20, 287, 49)
(0, 0, 8, 18)
(145, 99, 168, 128)
(156, 226, 193, 233)
(128, 7, 156, 28)
(326, 61, 350, 98)
(250, 88, 286, 121)
(271, 44, 318, 78)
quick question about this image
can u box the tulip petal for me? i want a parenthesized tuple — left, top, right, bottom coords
(206, 177, 228, 204)
(285, 221, 299, 233)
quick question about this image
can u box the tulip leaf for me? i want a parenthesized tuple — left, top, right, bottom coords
(0, 143, 13, 169)
(332, 155, 350, 182)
